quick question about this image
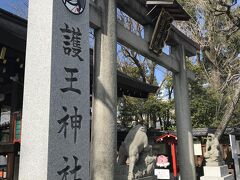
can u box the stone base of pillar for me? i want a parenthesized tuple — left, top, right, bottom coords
(115, 165, 157, 180)
(200, 165, 234, 180)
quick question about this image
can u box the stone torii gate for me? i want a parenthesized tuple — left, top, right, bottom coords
(18, 0, 199, 180)
(91, 1, 199, 180)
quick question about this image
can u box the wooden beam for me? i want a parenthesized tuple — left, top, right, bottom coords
(117, 71, 159, 94)
(7, 153, 15, 180)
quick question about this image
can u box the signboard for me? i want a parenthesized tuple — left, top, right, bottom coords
(154, 169, 170, 179)
(194, 143, 202, 155)
(0, 156, 7, 166)
(0, 110, 10, 125)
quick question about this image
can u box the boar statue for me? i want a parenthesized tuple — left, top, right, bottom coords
(117, 125, 156, 180)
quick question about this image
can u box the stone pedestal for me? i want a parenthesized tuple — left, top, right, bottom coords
(115, 165, 157, 180)
(200, 165, 234, 180)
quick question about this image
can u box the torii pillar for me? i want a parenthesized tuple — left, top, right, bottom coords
(91, 0, 117, 180)
(172, 45, 196, 180)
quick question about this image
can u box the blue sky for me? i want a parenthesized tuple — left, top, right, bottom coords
(0, 0, 239, 19)
(0, 0, 28, 18)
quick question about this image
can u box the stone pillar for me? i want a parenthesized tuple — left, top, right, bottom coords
(172, 45, 196, 180)
(19, 0, 90, 180)
(91, 0, 117, 179)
